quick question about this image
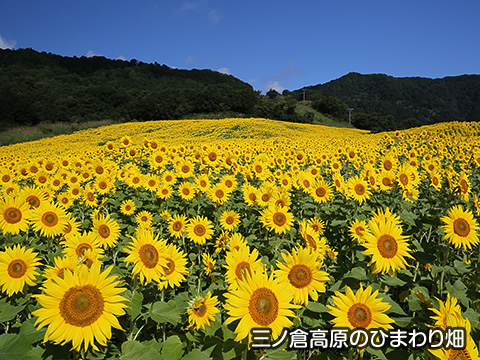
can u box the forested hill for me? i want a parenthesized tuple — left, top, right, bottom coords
(0, 48, 257, 130)
(300, 72, 480, 130)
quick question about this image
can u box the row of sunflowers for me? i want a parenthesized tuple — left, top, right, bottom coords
(0, 118, 479, 359)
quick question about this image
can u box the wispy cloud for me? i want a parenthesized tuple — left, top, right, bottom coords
(261, 61, 303, 94)
(185, 55, 198, 67)
(178, 1, 200, 13)
(0, 34, 16, 50)
(217, 67, 231, 75)
(208, 9, 222, 24)
(263, 80, 284, 94)
(117, 55, 128, 61)
(86, 50, 101, 58)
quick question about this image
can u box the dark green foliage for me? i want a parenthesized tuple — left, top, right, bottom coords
(298, 72, 480, 130)
(0, 48, 258, 130)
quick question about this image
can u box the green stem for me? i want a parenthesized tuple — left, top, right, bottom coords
(242, 337, 249, 360)
(439, 243, 450, 294)
(127, 275, 139, 340)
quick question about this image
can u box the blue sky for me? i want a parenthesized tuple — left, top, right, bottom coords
(1, 1, 479, 93)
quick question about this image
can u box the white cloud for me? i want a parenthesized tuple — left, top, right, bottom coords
(117, 55, 128, 61)
(208, 9, 222, 24)
(217, 67, 231, 75)
(86, 50, 101, 57)
(0, 34, 16, 50)
(178, 1, 200, 12)
(262, 81, 284, 95)
(185, 55, 197, 66)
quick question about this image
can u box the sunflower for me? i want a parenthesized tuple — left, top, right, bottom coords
(157, 243, 188, 290)
(124, 228, 168, 285)
(208, 183, 230, 205)
(228, 232, 249, 252)
(309, 180, 334, 203)
(135, 210, 154, 229)
(63, 232, 104, 263)
(168, 214, 188, 238)
(219, 209, 240, 231)
(30, 201, 69, 238)
(441, 205, 480, 250)
(224, 270, 297, 342)
(349, 219, 369, 244)
(378, 171, 396, 191)
(214, 230, 229, 253)
(33, 262, 129, 352)
(259, 205, 294, 235)
(187, 292, 220, 331)
(0, 244, 41, 296)
(429, 293, 463, 330)
(120, 199, 136, 216)
(92, 214, 121, 248)
(346, 176, 371, 205)
(19, 186, 48, 209)
(195, 174, 211, 193)
(429, 335, 479, 360)
(362, 208, 413, 275)
(43, 255, 78, 282)
(275, 247, 329, 306)
(57, 193, 73, 209)
(62, 216, 81, 241)
(202, 253, 216, 276)
(224, 246, 262, 289)
(457, 172, 471, 202)
(186, 215, 214, 245)
(327, 284, 394, 330)
(157, 183, 173, 200)
(307, 217, 325, 235)
(178, 181, 197, 201)
(0, 195, 31, 235)
(242, 184, 259, 207)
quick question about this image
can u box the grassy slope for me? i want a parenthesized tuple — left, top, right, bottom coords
(295, 101, 355, 128)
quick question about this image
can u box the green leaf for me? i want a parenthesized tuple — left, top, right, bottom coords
(382, 295, 407, 316)
(0, 333, 33, 360)
(380, 275, 406, 287)
(344, 267, 368, 280)
(306, 302, 330, 313)
(365, 347, 389, 360)
(0, 298, 25, 322)
(120, 340, 162, 360)
(161, 335, 184, 360)
(412, 251, 436, 264)
(181, 348, 211, 360)
(127, 291, 144, 320)
(19, 318, 46, 344)
(464, 308, 480, 330)
(150, 300, 182, 325)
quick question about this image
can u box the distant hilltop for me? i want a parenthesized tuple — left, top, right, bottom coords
(293, 72, 480, 129)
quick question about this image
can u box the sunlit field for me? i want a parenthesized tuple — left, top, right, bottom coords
(1, 118, 479, 360)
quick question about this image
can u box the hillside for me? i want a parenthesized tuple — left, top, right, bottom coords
(0, 48, 258, 130)
(298, 72, 480, 130)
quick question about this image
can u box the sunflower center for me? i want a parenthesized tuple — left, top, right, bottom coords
(193, 302, 207, 317)
(60, 285, 104, 327)
(194, 224, 206, 236)
(249, 288, 279, 326)
(433, 176, 439, 186)
(235, 261, 251, 281)
(306, 235, 317, 250)
(273, 212, 286, 226)
(173, 221, 182, 231)
(382, 177, 392, 187)
(98, 224, 110, 238)
(377, 234, 398, 258)
(208, 152, 217, 162)
(399, 174, 409, 186)
(288, 264, 312, 288)
(26, 196, 40, 208)
(255, 165, 263, 173)
(139, 244, 159, 269)
(215, 189, 224, 198)
(262, 194, 270, 202)
(316, 187, 326, 197)
(347, 303, 372, 328)
(162, 258, 175, 275)
(42, 212, 58, 227)
(355, 184, 365, 195)
(384, 160, 393, 171)
(355, 226, 365, 237)
(181, 165, 190, 173)
(7, 259, 27, 278)
(448, 349, 471, 360)
(453, 218, 470, 237)
(4, 207, 21, 224)
(76, 243, 92, 257)
(226, 216, 235, 225)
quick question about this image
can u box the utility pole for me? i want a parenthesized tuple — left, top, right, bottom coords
(348, 108, 354, 124)
(303, 88, 306, 102)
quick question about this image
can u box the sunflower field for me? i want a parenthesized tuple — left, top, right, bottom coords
(0, 118, 480, 360)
